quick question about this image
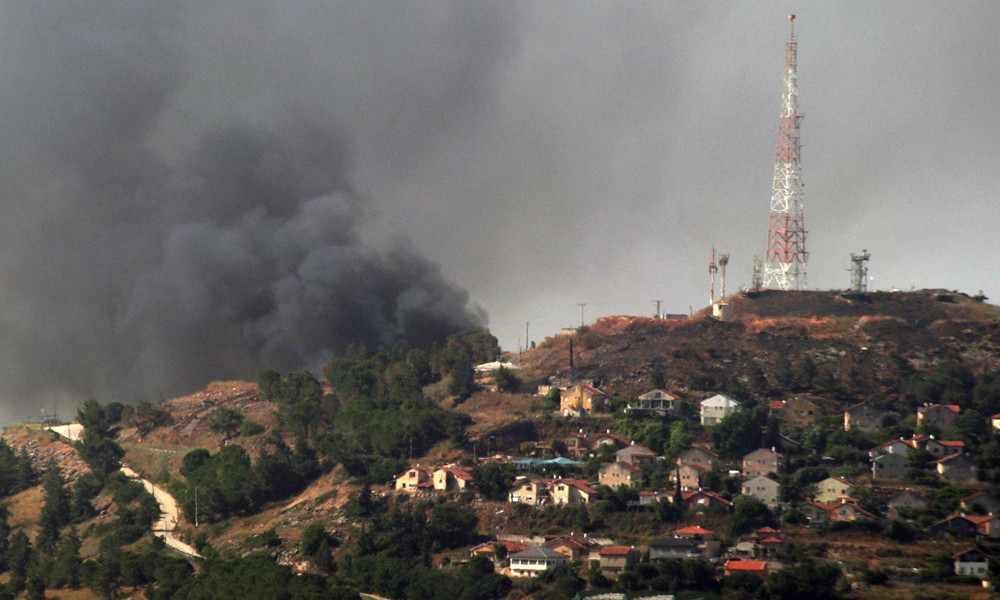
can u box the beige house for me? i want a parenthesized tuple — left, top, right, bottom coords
(677, 445, 721, 472)
(598, 546, 640, 575)
(551, 479, 599, 504)
(778, 396, 823, 426)
(741, 475, 781, 507)
(433, 467, 474, 492)
(670, 463, 708, 491)
(616, 443, 658, 468)
(700, 394, 740, 425)
(844, 402, 886, 431)
(508, 478, 550, 505)
(560, 384, 606, 416)
(917, 403, 960, 431)
(599, 462, 644, 490)
(742, 448, 784, 477)
(395, 467, 432, 493)
(936, 453, 978, 484)
(814, 477, 853, 502)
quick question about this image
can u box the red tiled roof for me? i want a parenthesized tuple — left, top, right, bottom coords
(769, 400, 787, 410)
(580, 384, 605, 395)
(757, 537, 784, 544)
(754, 527, 780, 534)
(953, 547, 986, 559)
(559, 479, 598, 495)
(599, 546, 633, 556)
(964, 515, 998, 525)
(938, 440, 965, 447)
(674, 525, 715, 535)
(441, 467, 474, 481)
(726, 560, 766, 572)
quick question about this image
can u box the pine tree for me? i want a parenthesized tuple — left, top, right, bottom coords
(37, 467, 71, 550)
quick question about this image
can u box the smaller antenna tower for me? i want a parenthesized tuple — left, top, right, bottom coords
(709, 248, 718, 305)
(752, 255, 763, 290)
(849, 250, 871, 294)
(653, 300, 663, 318)
(718, 254, 730, 298)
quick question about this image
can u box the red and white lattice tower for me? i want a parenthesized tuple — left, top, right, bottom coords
(764, 14, 808, 290)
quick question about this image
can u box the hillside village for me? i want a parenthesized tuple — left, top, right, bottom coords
(389, 383, 1000, 590)
(1, 290, 1000, 600)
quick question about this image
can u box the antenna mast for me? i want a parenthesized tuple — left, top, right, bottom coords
(709, 248, 718, 305)
(763, 14, 808, 290)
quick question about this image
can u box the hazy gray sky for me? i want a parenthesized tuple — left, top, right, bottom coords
(0, 2, 997, 419)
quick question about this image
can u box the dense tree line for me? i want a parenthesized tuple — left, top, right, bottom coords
(176, 438, 320, 523)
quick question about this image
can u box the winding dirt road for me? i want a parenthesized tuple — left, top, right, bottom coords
(48, 423, 200, 558)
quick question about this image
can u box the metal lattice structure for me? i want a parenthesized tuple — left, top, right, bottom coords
(849, 250, 870, 294)
(764, 15, 808, 290)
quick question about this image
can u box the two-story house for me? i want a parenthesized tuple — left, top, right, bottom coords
(560, 385, 607, 417)
(700, 394, 740, 425)
(742, 448, 784, 477)
(741, 475, 781, 508)
(844, 402, 887, 431)
(814, 477, 854, 502)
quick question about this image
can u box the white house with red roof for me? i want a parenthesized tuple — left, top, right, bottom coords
(953, 548, 989, 578)
(433, 466, 474, 492)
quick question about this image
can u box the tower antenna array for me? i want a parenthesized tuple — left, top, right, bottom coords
(709, 248, 718, 305)
(849, 250, 871, 294)
(763, 14, 808, 290)
(718, 254, 730, 298)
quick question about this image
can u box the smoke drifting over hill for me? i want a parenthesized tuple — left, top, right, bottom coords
(0, 5, 486, 417)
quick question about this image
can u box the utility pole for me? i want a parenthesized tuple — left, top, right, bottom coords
(577, 303, 587, 328)
(525, 321, 530, 350)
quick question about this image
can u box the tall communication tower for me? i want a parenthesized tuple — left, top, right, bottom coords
(763, 14, 808, 290)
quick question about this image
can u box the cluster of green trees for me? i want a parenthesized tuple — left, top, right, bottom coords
(174, 438, 320, 523)
(340, 498, 508, 600)
(259, 332, 496, 484)
(0, 439, 34, 498)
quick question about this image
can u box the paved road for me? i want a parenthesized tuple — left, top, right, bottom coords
(48, 423, 201, 558)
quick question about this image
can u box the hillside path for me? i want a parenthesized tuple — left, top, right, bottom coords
(47, 423, 201, 559)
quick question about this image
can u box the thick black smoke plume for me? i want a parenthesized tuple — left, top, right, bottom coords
(0, 6, 486, 419)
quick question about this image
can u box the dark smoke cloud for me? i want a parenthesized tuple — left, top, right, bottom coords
(0, 4, 486, 419)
